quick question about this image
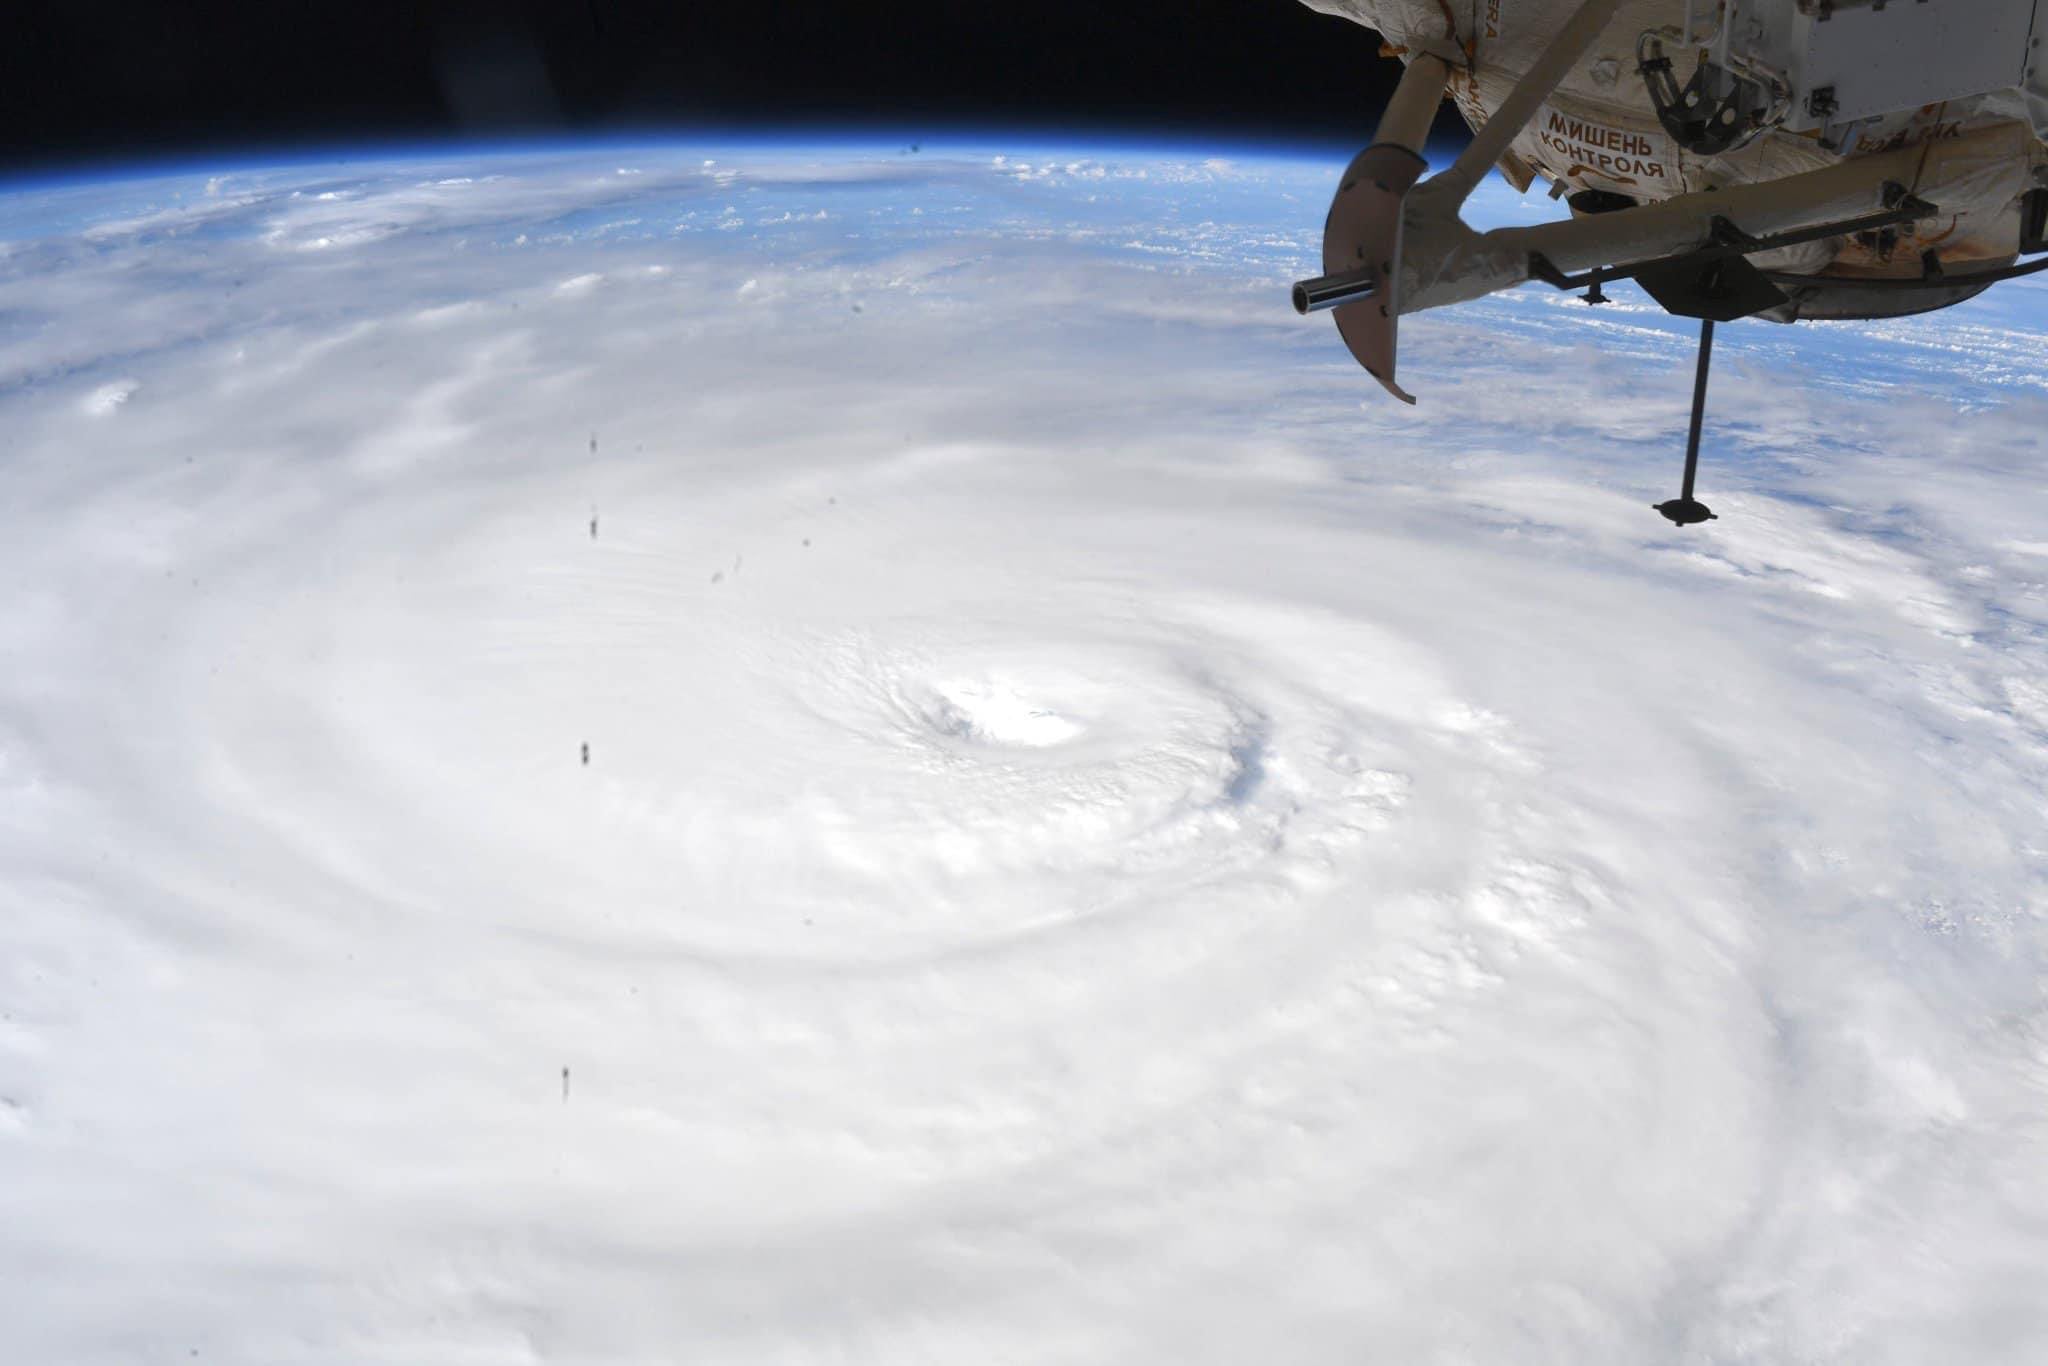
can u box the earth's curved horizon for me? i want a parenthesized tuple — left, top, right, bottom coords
(3, 136, 2045, 1364)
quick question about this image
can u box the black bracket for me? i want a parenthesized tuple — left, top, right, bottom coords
(2023, 188, 2048, 255)
(1638, 33, 1779, 155)
(1634, 252, 1788, 322)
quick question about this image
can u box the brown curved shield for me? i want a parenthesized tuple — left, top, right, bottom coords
(1322, 143, 1428, 404)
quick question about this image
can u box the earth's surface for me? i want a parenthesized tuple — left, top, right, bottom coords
(3, 140, 2047, 1363)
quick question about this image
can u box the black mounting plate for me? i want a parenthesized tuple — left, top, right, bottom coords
(1633, 253, 1790, 322)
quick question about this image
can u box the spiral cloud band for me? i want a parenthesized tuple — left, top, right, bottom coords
(2, 146, 2046, 1363)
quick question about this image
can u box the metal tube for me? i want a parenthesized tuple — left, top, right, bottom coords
(1373, 53, 1452, 153)
(1292, 269, 1379, 314)
(1440, 0, 1629, 204)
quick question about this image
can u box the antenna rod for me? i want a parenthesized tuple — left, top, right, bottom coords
(1655, 318, 1721, 525)
(1681, 318, 1713, 499)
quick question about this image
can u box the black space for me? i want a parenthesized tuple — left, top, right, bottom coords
(3, 1, 1472, 176)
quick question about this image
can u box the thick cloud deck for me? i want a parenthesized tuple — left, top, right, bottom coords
(1, 145, 2046, 1365)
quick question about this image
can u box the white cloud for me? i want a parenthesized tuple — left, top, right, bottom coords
(0, 147, 2045, 1365)
(79, 378, 137, 414)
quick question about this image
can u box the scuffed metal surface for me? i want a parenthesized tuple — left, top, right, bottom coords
(1296, 0, 2048, 299)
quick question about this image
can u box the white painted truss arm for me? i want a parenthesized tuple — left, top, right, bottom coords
(1434, 0, 1630, 205)
(1399, 120, 2032, 316)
